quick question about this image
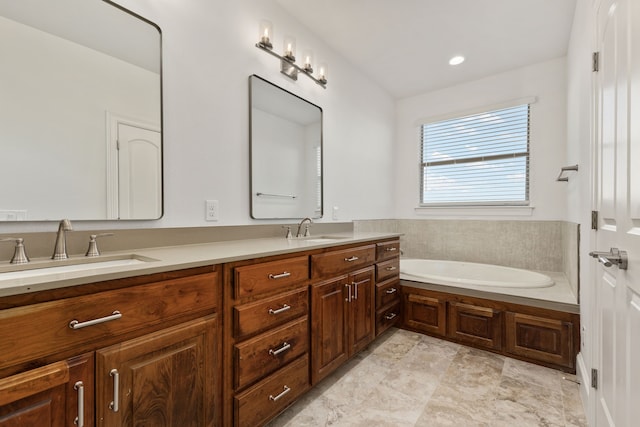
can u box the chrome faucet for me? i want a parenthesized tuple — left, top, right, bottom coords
(52, 219, 73, 260)
(296, 217, 312, 238)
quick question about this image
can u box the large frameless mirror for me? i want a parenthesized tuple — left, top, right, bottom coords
(0, 0, 162, 221)
(250, 75, 323, 219)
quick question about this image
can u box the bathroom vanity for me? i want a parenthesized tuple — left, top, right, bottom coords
(0, 233, 400, 427)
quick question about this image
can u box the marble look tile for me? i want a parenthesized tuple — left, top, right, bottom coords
(502, 356, 564, 392)
(269, 328, 587, 427)
(493, 376, 565, 427)
(416, 382, 497, 426)
(560, 376, 588, 426)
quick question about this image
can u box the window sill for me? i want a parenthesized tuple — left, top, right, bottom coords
(414, 205, 535, 217)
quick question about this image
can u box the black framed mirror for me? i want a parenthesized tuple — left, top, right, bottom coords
(250, 75, 323, 219)
(0, 0, 162, 220)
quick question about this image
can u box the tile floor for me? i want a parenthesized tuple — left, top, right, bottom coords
(268, 328, 587, 427)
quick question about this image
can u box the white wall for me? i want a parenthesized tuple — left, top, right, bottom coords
(394, 57, 569, 220)
(0, 0, 395, 233)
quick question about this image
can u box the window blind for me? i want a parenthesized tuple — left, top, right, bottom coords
(421, 104, 530, 205)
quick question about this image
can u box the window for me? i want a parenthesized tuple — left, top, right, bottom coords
(420, 104, 530, 206)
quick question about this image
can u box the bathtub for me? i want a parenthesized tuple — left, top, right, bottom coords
(400, 258, 554, 289)
(400, 258, 578, 312)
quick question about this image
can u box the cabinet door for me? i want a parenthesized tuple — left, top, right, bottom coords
(505, 312, 574, 369)
(348, 267, 375, 355)
(96, 315, 218, 427)
(310, 276, 349, 385)
(402, 290, 447, 336)
(0, 361, 68, 427)
(448, 302, 502, 351)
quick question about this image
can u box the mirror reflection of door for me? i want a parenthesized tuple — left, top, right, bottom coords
(117, 123, 161, 219)
(106, 118, 161, 219)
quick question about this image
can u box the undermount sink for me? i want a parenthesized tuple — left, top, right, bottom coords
(0, 254, 158, 282)
(302, 236, 350, 244)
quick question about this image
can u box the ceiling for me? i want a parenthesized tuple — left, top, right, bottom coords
(277, 0, 577, 99)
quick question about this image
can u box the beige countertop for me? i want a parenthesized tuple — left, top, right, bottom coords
(0, 232, 401, 297)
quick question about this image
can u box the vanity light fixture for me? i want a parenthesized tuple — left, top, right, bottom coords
(255, 21, 327, 88)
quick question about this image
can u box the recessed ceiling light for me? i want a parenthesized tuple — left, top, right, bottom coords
(449, 56, 465, 66)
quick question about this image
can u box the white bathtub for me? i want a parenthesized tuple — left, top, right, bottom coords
(400, 258, 554, 289)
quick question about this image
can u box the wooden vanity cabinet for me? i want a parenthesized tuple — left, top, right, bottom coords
(223, 255, 311, 427)
(0, 267, 221, 427)
(310, 245, 376, 385)
(0, 353, 94, 427)
(374, 239, 401, 336)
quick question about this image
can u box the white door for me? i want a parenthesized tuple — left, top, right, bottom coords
(117, 123, 162, 219)
(593, 0, 640, 425)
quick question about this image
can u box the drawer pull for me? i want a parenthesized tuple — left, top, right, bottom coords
(268, 342, 291, 356)
(74, 381, 84, 427)
(385, 247, 398, 252)
(385, 266, 397, 271)
(344, 256, 359, 262)
(268, 271, 291, 280)
(69, 311, 122, 329)
(385, 312, 397, 320)
(109, 369, 119, 412)
(353, 282, 359, 300)
(385, 287, 397, 295)
(268, 304, 291, 315)
(269, 385, 291, 402)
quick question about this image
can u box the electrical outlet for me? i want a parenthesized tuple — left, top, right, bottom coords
(205, 200, 219, 221)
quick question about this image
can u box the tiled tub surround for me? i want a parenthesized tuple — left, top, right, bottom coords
(355, 219, 580, 298)
(268, 328, 587, 427)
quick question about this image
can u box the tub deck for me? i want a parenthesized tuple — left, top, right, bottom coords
(401, 270, 578, 314)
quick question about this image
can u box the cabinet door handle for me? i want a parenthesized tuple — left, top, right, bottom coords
(345, 284, 352, 302)
(385, 312, 397, 320)
(385, 266, 397, 271)
(69, 311, 122, 329)
(385, 247, 397, 252)
(268, 271, 291, 279)
(344, 256, 359, 262)
(353, 282, 359, 300)
(385, 287, 397, 295)
(74, 381, 84, 427)
(268, 342, 291, 356)
(269, 385, 291, 402)
(109, 369, 119, 412)
(268, 304, 291, 315)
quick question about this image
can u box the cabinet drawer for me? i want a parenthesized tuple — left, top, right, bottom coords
(376, 301, 400, 336)
(376, 258, 399, 282)
(311, 245, 376, 279)
(234, 354, 309, 427)
(376, 240, 400, 261)
(0, 272, 218, 371)
(234, 256, 309, 299)
(234, 287, 309, 339)
(376, 278, 400, 308)
(234, 317, 309, 390)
